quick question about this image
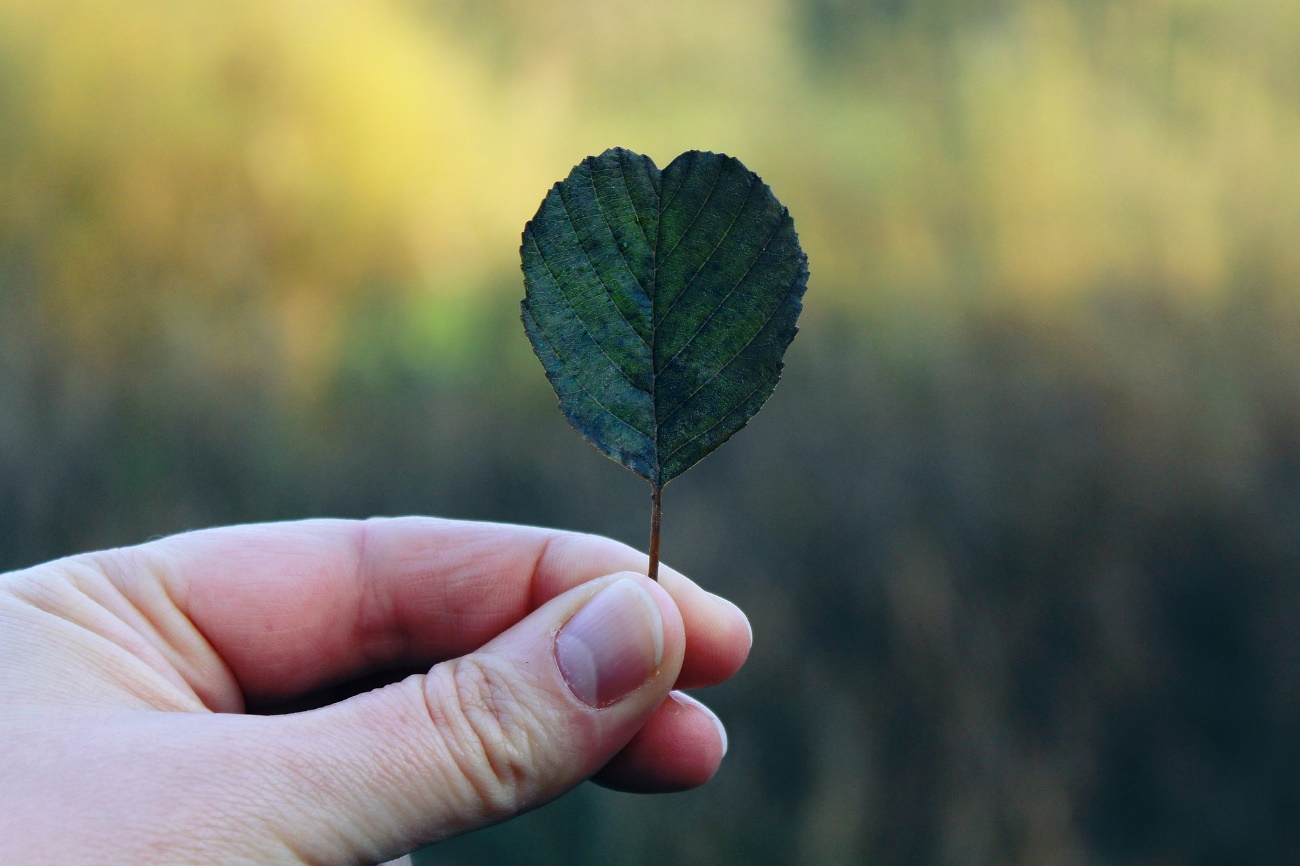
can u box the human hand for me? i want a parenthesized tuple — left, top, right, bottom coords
(0, 518, 750, 864)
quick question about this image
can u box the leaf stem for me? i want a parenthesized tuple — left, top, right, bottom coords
(648, 483, 662, 581)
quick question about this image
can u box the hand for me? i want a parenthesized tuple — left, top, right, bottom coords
(0, 518, 750, 865)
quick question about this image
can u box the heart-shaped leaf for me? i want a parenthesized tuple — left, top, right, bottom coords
(520, 148, 808, 490)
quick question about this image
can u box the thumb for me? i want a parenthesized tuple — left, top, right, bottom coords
(256, 572, 684, 864)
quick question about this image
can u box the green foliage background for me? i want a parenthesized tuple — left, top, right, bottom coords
(2, 0, 1300, 863)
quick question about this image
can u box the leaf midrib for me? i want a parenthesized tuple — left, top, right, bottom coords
(536, 150, 795, 487)
(643, 157, 778, 480)
(649, 156, 662, 486)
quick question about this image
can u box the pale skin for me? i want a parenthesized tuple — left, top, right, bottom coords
(0, 517, 751, 865)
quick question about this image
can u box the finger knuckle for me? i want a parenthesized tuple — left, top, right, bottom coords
(424, 656, 540, 818)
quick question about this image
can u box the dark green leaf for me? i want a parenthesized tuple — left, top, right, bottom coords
(521, 148, 807, 488)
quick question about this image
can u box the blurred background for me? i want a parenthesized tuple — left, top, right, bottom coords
(3, 0, 1300, 862)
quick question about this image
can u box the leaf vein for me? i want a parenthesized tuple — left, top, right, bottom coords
(657, 157, 724, 267)
(655, 173, 757, 332)
(523, 305, 655, 442)
(527, 229, 649, 394)
(591, 158, 651, 306)
(656, 233, 797, 429)
(660, 369, 778, 467)
(616, 150, 654, 256)
(655, 214, 785, 381)
(659, 149, 696, 213)
(555, 184, 652, 354)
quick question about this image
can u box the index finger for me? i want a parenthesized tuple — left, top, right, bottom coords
(131, 517, 750, 709)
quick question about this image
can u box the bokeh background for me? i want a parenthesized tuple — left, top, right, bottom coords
(3, 0, 1300, 863)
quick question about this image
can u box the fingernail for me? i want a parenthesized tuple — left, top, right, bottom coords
(556, 578, 664, 708)
(672, 692, 729, 757)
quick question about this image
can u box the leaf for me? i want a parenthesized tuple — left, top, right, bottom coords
(520, 148, 808, 490)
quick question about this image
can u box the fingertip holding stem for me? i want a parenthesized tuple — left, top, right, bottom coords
(555, 578, 665, 707)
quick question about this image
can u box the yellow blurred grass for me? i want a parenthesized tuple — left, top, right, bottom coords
(1, 0, 1298, 380)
